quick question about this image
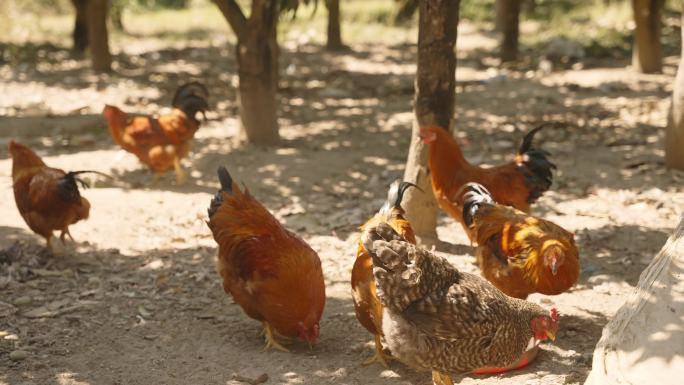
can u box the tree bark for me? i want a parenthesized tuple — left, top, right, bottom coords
(325, 0, 345, 51)
(584, 215, 684, 385)
(632, 0, 663, 73)
(71, 0, 88, 53)
(666, 7, 684, 170)
(497, 0, 521, 63)
(402, 0, 460, 245)
(214, 0, 280, 144)
(86, 0, 112, 72)
(237, 0, 279, 144)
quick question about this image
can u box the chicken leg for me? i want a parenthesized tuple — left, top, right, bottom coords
(363, 334, 394, 368)
(432, 371, 454, 385)
(173, 156, 187, 185)
(262, 322, 290, 352)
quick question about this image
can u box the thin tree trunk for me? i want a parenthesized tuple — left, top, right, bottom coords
(326, 0, 345, 51)
(584, 215, 684, 385)
(237, 0, 280, 144)
(71, 0, 88, 53)
(111, 1, 125, 32)
(402, 0, 460, 245)
(87, 0, 112, 72)
(632, 0, 663, 73)
(666, 7, 684, 170)
(497, 0, 521, 63)
(214, 0, 280, 144)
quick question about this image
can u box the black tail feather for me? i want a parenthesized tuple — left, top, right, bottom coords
(462, 183, 494, 227)
(208, 166, 233, 218)
(518, 123, 549, 155)
(172, 82, 209, 121)
(380, 180, 421, 215)
(57, 170, 109, 203)
(516, 124, 557, 203)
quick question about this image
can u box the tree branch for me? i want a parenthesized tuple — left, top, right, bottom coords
(213, 0, 248, 40)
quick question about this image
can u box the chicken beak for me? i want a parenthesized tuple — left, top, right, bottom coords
(545, 330, 556, 341)
(550, 258, 558, 276)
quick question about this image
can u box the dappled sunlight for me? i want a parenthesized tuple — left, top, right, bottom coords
(1, 0, 683, 384)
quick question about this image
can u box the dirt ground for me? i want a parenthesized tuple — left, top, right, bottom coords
(1, 22, 684, 385)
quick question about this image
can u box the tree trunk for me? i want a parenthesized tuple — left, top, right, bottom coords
(402, 0, 460, 245)
(236, 0, 280, 144)
(497, 0, 521, 63)
(86, 0, 112, 72)
(71, 0, 88, 53)
(632, 0, 663, 73)
(666, 8, 684, 170)
(214, 0, 280, 144)
(111, 1, 125, 32)
(584, 215, 684, 385)
(325, 0, 345, 51)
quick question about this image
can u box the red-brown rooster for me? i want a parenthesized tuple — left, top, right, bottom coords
(462, 182, 579, 299)
(420, 124, 556, 229)
(207, 167, 326, 352)
(9, 140, 105, 251)
(102, 82, 208, 184)
(351, 180, 418, 367)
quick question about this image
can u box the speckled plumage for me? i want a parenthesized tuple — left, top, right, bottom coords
(361, 222, 549, 374)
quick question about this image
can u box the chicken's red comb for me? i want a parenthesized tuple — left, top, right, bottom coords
(550, 307, 559, 322)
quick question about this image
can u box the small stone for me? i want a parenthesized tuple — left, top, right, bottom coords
(137, 305, 152, 319)
(9, 350, 29, 361)
(13, 296, 32, 306)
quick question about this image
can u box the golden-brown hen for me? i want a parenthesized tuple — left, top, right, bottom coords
(207, 167, 326, 352)
(102, 82, 208, 184)
(420, 125, 555, 228)
(462, 183, 579, 299)
(9, 140, 102, 251)
(351, 180, 417, 367)
(362, 222, 559, 385)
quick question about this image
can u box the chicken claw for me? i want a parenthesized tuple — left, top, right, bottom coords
(59, 228, 75, 244)
(362, 334, 394, 368)
(262, 322, 290, 352)
(431, 371, 454, 385)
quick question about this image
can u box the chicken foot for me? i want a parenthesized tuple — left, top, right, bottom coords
(431, 371, 454, 385)
(262, 322, 290, 352)
(59, 228, 75, 244)
(362, 334, 394, 368)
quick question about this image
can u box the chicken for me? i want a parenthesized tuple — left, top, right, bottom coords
(207, 167, 326, 351)
(102, 82, 209, 185)
(351, 180, 418, 367)
(9, 140, 105, 251)
(420, 124, 556, 228)
(461, 183, 579, 299)
(361, 222, 559, 385)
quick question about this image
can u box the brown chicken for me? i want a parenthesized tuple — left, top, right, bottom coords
(9, 140, 104, 251)
(361, 222, 559, 385)
(461, 183, 579, 299)
(207, 167, 326, 351)
(351, 180, 418, 367)
(420, 124, 556, 228)
(102, 82, 209, 184)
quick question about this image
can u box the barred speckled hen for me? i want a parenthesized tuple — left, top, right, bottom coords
(361, 222, 559, 385)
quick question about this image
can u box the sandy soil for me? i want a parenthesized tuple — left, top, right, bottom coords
(1, 24, 683, 385)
